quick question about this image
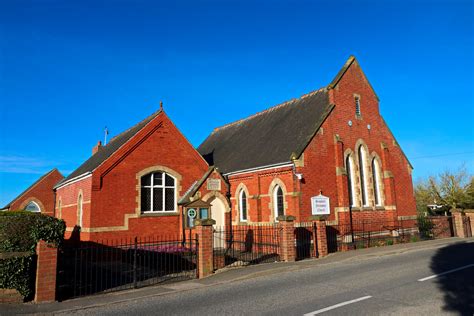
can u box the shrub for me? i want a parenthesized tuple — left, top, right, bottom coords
(0, 211, 65, 299)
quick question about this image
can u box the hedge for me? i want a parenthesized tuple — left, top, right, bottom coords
(0, 211, 66, 299)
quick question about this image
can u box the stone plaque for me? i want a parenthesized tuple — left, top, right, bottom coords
(207, 178, 221, 191)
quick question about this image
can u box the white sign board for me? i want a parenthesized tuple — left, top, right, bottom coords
(311, 194, 330, 215)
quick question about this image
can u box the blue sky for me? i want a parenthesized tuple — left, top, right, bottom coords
(0, 0, 473, 207)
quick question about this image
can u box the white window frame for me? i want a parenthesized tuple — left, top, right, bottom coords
(239, 189, 247, 222)
(24, 201, 41, 213)
(273, 185, 284, 221)
(358, 146, 370, 207)
(346, 155, 357, 207)
(141, 172, 177, 213)
(78, 194, 83, 227)
(372, 158, 383, 206)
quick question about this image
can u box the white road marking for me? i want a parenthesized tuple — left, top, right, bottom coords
(418, 263, 474, 282)
(303, 295, 372, 315)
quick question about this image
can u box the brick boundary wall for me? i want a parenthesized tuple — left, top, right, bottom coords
(0, 289, 23, 304)
(427, 216, 454, 238)
(34, 240, 58, 303)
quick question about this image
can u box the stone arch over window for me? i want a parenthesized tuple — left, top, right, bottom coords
(371, 153, 385, 207)
(77, 191, 83, 227)
(356, 140, 370, 207)
(19, 197, 45, 213)
(268, 178, 288, 222)
(136, 166, 182, 214)
(234, 183, 250, 222)
(344, 149, 358, 207)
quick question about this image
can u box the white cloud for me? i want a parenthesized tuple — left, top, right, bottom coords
(0, 155, 55, 174)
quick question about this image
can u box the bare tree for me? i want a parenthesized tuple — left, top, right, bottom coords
(415, 165, 473, 214)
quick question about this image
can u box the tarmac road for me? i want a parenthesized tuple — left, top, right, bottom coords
(58, 239, 474, 316)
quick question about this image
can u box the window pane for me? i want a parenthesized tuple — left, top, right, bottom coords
(24, 202, 40, 212)
(141, 174, 151, 186)
(153, 172, 163, 186)
(141, 188, 151, 212)
(277, 188, 284, 217)
(372, 159, 380, 205)
(200, 208, 208, 219)
(165, 188, 175, 211)
(241, 192, 247, 220)
(153, 188, 163, 211)
(359, 146, 367, 206)
(165, 174, 175, 186)
(346, 156, 354, 206)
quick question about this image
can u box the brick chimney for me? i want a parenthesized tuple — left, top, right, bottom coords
(92, 140, 102, 155)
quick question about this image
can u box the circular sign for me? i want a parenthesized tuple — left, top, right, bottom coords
(187, 208, 197, 219)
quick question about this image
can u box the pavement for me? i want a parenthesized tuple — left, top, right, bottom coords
(0, 238, 474, 315)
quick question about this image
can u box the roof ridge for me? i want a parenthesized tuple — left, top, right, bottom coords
(107, 109, 163, 145)
(213, 87, 326, 133)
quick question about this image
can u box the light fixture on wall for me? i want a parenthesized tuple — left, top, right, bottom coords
(295, 173, 303, 180)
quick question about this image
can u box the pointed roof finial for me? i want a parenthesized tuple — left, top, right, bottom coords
(160, 100, 163, 111)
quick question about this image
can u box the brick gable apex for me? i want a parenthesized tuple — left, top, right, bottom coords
(3, 169, 63, 209)
(91, 111, 209, 191)
(327, 56, 380, 102)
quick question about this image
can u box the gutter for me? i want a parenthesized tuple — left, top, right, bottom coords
(54, 172, 92, 190)
(223, 162, 293, 177)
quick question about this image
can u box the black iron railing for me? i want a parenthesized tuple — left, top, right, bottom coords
(213, 224, 281, 270)
(57, 236, 197, 300)
(325, 217, 454, 253)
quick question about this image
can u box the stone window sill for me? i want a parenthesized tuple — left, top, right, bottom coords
(140, 212, 179, 217)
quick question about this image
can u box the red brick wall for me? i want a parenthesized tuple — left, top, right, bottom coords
(55, 176, 92, 238)
(297, 59, 416, 224)
(227, 166, 299, 223)
(57, 111, 209, 241)
(223, 61, 415, 225)
(9, 169, 63, 216)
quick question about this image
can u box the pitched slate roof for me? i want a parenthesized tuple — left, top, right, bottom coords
(178, 167, 215, 205)
(55, 110, 162, 188)
(3, 168, 63, 209)
(197, 89, 333, 174)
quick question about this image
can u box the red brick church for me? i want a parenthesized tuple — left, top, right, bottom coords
(5, 56, 417, 241)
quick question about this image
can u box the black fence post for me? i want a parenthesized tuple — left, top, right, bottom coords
(133, 237, 138, 289)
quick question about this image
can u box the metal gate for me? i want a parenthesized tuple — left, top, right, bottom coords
(56, 236, 197, 300)
(464, 216, 472, 237)
(294, 222, 318, 260)
(213, 224, 281, 270)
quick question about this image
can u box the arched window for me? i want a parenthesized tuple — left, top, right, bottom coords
(239, 190, 247, 222)
(273, 186, 284, 220)
(141, 172, 176, 212)
(77, 194, 83, 227)
(358, 145, 369, 206)
(372, 158, 383, 206)
(24, 201, 41, 213)
(346, 154, 357, 207)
